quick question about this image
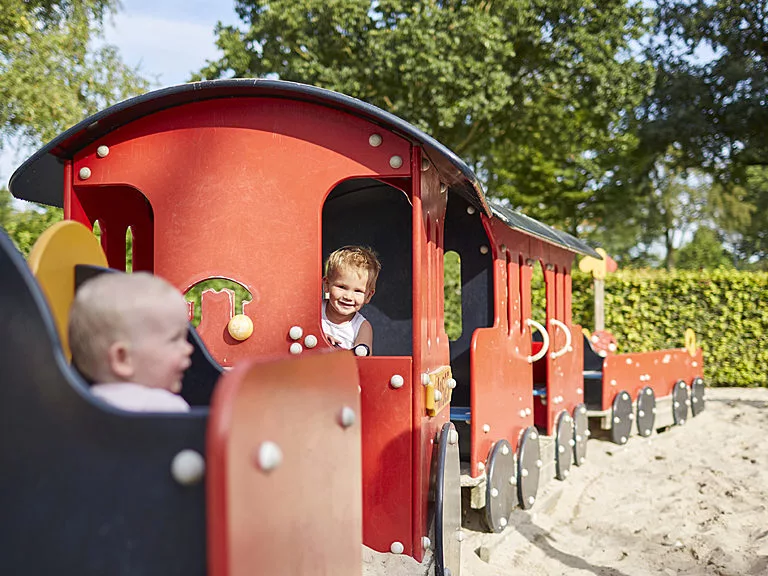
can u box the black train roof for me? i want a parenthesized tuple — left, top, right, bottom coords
(488, 199, 600, 258)
(9, 79, 490, 216)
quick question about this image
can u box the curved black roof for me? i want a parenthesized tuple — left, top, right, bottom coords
(9, 79, 490, 215)
(489, 199, 600, 258)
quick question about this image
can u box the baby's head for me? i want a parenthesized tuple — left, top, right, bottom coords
(323, 246, 381, 315)
(69, 272, 193, 393)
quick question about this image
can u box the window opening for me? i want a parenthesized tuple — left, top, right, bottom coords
(444, 250, 462, 340)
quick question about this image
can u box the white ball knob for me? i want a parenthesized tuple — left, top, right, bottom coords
(171, 450, 205, 486)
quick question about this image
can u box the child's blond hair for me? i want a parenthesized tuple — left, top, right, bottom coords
(69, 272, 183, 382)
(325, 246, 381, 293)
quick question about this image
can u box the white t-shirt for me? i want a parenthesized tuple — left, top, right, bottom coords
(321, 301, 367, 350)
(91, 383, 190, 413)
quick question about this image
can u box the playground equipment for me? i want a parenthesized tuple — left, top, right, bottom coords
(3, 79, 705, 574)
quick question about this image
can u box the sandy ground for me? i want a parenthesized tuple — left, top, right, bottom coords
(363, 387, 768, 576)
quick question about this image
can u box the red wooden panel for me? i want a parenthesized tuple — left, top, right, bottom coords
(356, 356, 413, 556)
(600, 347, 705, 410)
(207, 350, 362, 576)
(70, 97, 410, 366)
(409, 159, 451, 561)
(467, 221, 534, 477)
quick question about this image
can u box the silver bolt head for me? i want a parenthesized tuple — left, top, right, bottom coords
(491, 487, 499, 498)
(390, 374, 404, 389)
(369, 133, 382, 147)
(304, 334, 318, 348)
(96, 145, 109, 158)
(448, 429, 459, 445)
(389, 155, 403, 169)
(390, 541, 404, 554)
(79, 167, 91, 180)
(289, 342, 302, 355)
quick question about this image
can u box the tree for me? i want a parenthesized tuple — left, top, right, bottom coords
(676, 227, 733, 270)
(599, 0, 767, 266)
(0, 0, 149, 145)
(0, 188, 62, 256)
(198, 0, 654, 231)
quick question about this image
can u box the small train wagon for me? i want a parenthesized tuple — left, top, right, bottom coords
(3, 79, 706, 575)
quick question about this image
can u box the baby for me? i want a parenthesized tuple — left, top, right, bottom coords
(69, 272, 193, 412)
(322, 246, 381, 354)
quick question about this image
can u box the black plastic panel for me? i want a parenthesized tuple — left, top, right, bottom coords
(673, 380, 689, 425)
(0, 230, 207, 576)
(484, 440, 516, 533)
(573, 403, 588, 466)
(636, 386, 656, 437)
(691, 377, 706, 416)
(435, 423, 462, 576)
(611, 391, 633, 445)
(555, 411, 573, 481)
(516, 427, 541, 510)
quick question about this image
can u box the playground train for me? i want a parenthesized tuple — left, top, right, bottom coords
(0, 80, 705, 575)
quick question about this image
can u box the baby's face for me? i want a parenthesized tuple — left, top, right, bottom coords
(127, 295, 193, 393)
(324, 266, 373, 323)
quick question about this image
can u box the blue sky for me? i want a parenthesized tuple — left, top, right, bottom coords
(1, 0, 240, 187)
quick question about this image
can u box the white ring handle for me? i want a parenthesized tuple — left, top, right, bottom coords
(526, 319, 550, 363)
(548, 318, 573, 359)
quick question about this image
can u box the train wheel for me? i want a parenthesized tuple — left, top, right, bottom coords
(516, 427, 541, 510)
(435, 423, 462, 576)
(636, 386, 655, 437)
(690, 377, 706, 416)
(483, 439, 515, 533)
(555, 411, 573, 481)
(610, 391, 633, 445)
(672, 380, 689, 425)
(572, 403, 588, 466)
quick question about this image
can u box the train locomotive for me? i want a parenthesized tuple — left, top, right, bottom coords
(1, 79, 705, 575)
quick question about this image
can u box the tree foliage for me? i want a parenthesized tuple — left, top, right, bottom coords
(0, 188, 62, 255)
(595, 0, 768, 266)
(198, 0, 654, 231)
(0, 0, 149, 144)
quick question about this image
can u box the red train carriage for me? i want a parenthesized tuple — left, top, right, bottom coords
(6, 79, 706, 574)
(11, 79, 492, 572)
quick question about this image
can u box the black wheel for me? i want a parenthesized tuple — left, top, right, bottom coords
(672, 380, 689, 425)
(572, 403, 588, 466)
(555, 411, 573, 481)
(636, 386, 655, 437)
(516, 427, 541, 510)
(610, 391, 633, 445)
(483, 440, 515, 533)
(435, 423, 461, 576)
(690, 377, 705, 416)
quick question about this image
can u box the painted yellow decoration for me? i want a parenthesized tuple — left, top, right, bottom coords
(425, 366, 453, 417)
(27, 221, 108, 358)
(579, 247, 614, 280)
(684, 328, 697, 357)
(228, 314, 254, 341)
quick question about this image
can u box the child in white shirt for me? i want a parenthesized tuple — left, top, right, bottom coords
(322, 246, 381, 353)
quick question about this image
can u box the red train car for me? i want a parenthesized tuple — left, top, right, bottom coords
(7, 79, 705, 574)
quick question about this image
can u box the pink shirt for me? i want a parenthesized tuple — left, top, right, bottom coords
(91, 383, 190, 413)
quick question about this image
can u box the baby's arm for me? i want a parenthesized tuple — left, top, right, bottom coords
(354, 320, 373, 351)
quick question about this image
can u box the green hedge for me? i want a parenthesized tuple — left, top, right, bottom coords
(571, 269, 768, 387)
(445, 262, 768, 387)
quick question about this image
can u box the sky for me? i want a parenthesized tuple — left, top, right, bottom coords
(1, 0, 240, 188)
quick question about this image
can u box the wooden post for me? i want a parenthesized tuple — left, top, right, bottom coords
(594, 278, 605, 332)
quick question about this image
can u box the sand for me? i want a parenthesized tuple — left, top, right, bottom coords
(363, 387, 768, 575)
